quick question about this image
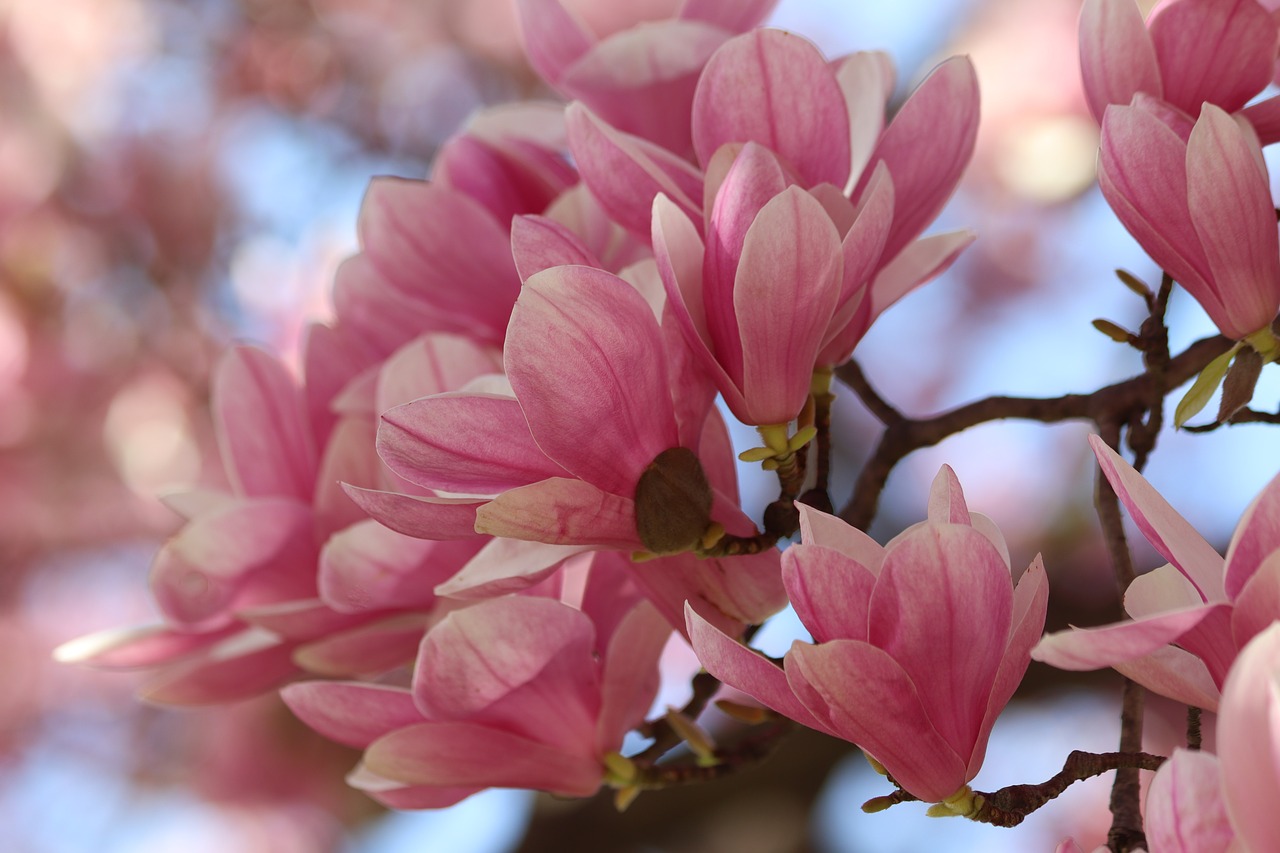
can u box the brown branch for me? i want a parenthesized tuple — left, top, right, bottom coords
(634, 671, 722, 765)
(837, 334, 1232, 529)
(634, 718, 795, 789)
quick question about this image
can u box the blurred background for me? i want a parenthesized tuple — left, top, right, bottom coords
(3, 0, 1276, 850)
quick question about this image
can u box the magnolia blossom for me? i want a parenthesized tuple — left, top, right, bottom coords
(688, 468, 1048, 805)
(1079, 0, 1280, 142)
(1143, 623, 1280, 852)
(1099, 100, 1280, 345)
(1033, 436, 1280, 711)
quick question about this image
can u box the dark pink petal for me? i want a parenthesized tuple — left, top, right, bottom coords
(1149, 0, 1276, 114)
(366, 721, 603, 797)
(1186, 105, 1280, 340)
(1167, 604, 1237, 687)
(510, 215, 601, 283)
(1089, 435, 1226, 602)
(968, 557, 1049, 778)
(796, 503, 885, 574)
(140, 632, 299, 705)
(1217, 624, 1280, 852)
(596, 602, 670, 752)
(1223, 469, 1280, 600)
(150, 498, 315, 629)
(379, 394, 568, 495)
(53, 624, 232, 669)
(517, 0, 593, 85)
(432, 134, 575, 224)
(851, 57, 978, 262)
(342, 485, 484, 541)
(435, 539, 590, 599)
(213, 347, 316, 502)
(567, 103, 703, 235)
(319, 520, 482, 613)
(686, 604, 834, 735)
(1098, 105, 1215, 311)
(1031, 605, 1223, 670)
(1078, 0, 1163, 123)
(294, 613, 438, 677)
(787, 640, 968, 802)
(1230, 552, 1280, 651)
(1112, 645, 1221, 710)
(868, 524, 1011, 761)
(1145, 749, 1236, 853)
(473, 478, 641, 549)
(1242, 93, 1280, 145)
(640, 547, 786, 636)
(734, 187, 843, 424)
(782, 544, 875, 642)
(282, 682, 424, 748)
(507, 266, 680, 494)
(692, 29, 850, 187)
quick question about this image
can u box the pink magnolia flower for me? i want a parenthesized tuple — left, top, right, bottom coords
(688, 467, 1049, 804)
(1079, 0, 1280, 143)
(283, 590, 671, 808)
(1099, 100, 1280, 344)
(1033, 435, 1280, 711)
(1143, 623, 1280, 852)
(517, 0, 777, 154)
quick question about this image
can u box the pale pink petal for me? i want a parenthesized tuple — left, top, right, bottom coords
(313, 417, 383, 537)
(851, 57, 978, 262)
(734, 186, 843, 424)
(868, 524, 1011, 761)
(968, 557, 1049, 778)
(1230, 552, 1280, 649)
(140, 631, 298, 705)
(379, 394, 568, 494)
(686, 604, 835, 735)
(365, 721, 603, 797)
(1146, 749, 1236, 853)
(1149, 0, 1276, 114)
(781, 544, 875, 642)
(1098, 105, 1216, 312)
(1078, 0, 1163, 123)
(374, 333, 502, 414)
(517, 0, 593, 85)
(237, 599, 364, 640)
(1223, 470, 1280, 600)
(510, 215, 601, 283)
(544, 184, 650, 273)
(679, 0, 777, 32)
(1185, 105, 1280, 340)
(596, 602, 670, 752)
(866, 229, 974, 323)
(834, 50, 894, 186)
(342, 485, 484, 541)
(294, 612, 438, 677)
(567, 103, 703, 235)
(435, 539, 590, 599)
(1090, 434, 1226, 602)
(1126, 563, 1208, 618)
(1112, 645, 1221, 710)
(319, 520, 482, 613)
(926, 464, 972, 525)
(508, 266, 680, 494)
(796, 503, 885, 574)
(1217, 623, 1280, 853)
(1031, 605, 1223, 671)
(213, 347, 316, 502)
(787, 640, 968, 802)
(53, 624, 231, 669)
(473, 478, 641, 549)
(348, 765, 479, 810)
(282, 682, 424, 748)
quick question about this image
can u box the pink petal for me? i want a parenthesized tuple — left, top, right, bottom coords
(968, 556, 1049, 778)
(473, 478, 641, 549)
(685, 604, 835, 735)
(434, 539, 590, 599)
(213, 347, 316, 502)
(294, 613, 438, 677)
(796, 503, 885, 574)
(432, 134, 575, 224)
(1242, 93, 1280, 145)
(1149, 0, 1277, 114)
(378, 394, 568, 494)
(926, 464, 971, 525)
(374, 333, 502, 414)
(781, 544, 875, 642)
(53, 624, 232, 669)
(1090, 434, 1226, 602)
(1231, 552, 1280, 649)
(1078, 0, 1163, 123)
(1217, 623, 1280, 852)
(516, 0, 594, 85)
(679, 0, 778, 32)
(640, 547, 786, 635)
(313, 417, 383, 537)
(596, 602, 670, 752)
(1185, 105, 1280, 340)
(140, 631, 299, 705)
(1223, 469, 1280, 600)
(692, 29, 850, 187)
(866, 229, 974, 324)
(868, 524, 1012, 762)
(1125, 563, 1209, 617)
(787, 640, 968, 802)
(282, 682, 424, 748)
(347, 765, 479, 810)
(507, 266, 679, 495)
(237, 599, 365, 640)
(566, 103, 703, 235)
(1112, 645, 1221, 710)
(1146, 749, 1236, 853)
(734, 186, 843, 424)
(851, 57, 978, 263)
(1031, 605, 1223, 671)
(510, 215, 601, 283)
(834, 50, 894, 186)
(364, 721, 603, 797)
(342, 485, 484, 541)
